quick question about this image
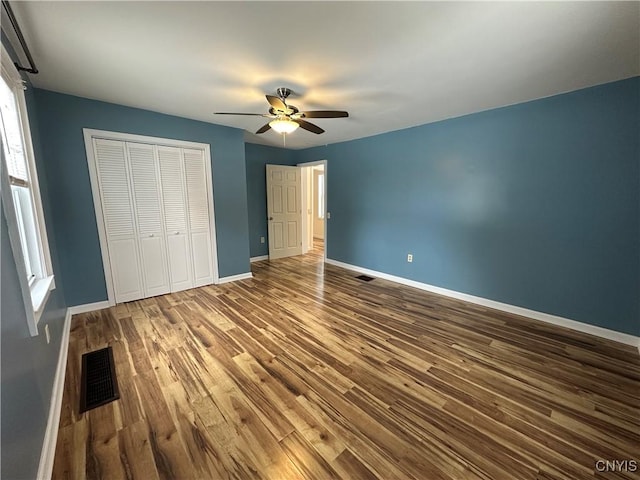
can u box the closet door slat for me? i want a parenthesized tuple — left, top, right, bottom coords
(93, 138, 143, 302)
(127, 142, 170, 297)
(184, 148, 214, 285)
(158, 145, 193, 292)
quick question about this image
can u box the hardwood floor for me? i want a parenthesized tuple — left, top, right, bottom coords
(53, 246, 640, 480)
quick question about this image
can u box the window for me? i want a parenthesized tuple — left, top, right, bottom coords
(1, 44, 54, 335)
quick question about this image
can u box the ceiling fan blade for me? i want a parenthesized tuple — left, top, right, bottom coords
(300, 110, 349, 118)
(255, 123, 271, 134)
(266, 95, 287, 111)
(214, 112, 267, 116)
(295, 119, 325, 134)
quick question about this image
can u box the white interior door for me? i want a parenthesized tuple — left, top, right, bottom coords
(158, 145, 193, 292)
(127, 142, 170, 298)
(266, 164, 302, 259)
(184, 148, 214, 286)
(93, 139, 143, 303)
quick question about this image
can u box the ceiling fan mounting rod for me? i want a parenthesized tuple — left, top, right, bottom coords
(276, 87, 292, 101)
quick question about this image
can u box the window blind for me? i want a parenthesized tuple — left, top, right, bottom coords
(0, 76, 28, 184)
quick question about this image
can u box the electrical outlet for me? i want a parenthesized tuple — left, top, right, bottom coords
(45, 324, 50, 344)
(260, 236, 265, 244)
(407, 253, 413, 263)
(327, 212, 331, 219)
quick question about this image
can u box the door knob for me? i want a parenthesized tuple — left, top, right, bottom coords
(175, 231, 180, 235)
(269, 217, 273, 221)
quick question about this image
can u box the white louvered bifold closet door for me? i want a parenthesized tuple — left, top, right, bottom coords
(184, 148, 214, 286)
(158, 146, 194, 292)
(93, 139, 144, 302)
(127, 142, 170, 297)
(93, 136, 216, 304)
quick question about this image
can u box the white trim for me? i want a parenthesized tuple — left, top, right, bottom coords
(0, 47, 56, 281)
(83, 133, 116, 303)
(297, 159, 328, 262)
(14, 67, 54, 280)
(83, 128, 219, 305)
(82, 129, 210, 150)
(296, 160, 326, 168)
(68, 300, 112, 315)
(1, 150, 37, 335)
(300, 166, 310, 254)
(325, 258, 640, 347)
(250, 255, 269, 263)
(32, 275, 55, 321)
(1, 44, 56, 336)
(217, 272, 253, 284)
(203, 143, 219, 284)
(36, 308, 72, 480)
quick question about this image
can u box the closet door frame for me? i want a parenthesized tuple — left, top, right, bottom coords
(83, 128, 219, 306)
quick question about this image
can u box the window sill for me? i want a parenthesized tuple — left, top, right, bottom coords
(31, 275, 55, 323)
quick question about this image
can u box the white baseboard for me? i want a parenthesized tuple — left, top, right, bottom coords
(68, 300, 112, 315)
(37, 308, 72, 480)
(325, 258, 640, 348)
(250, 255, 269, 263)
(218, 272, 253, 284)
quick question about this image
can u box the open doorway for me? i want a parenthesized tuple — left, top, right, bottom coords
(299, 160, 327, 259)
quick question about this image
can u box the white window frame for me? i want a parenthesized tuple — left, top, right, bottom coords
(1, 43, 54, 336)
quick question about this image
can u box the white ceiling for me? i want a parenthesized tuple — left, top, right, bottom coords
(4, 1, 639, 150)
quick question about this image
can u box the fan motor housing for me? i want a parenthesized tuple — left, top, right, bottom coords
(276, 87, 292, 100)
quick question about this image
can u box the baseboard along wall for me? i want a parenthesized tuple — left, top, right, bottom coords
(68, 300, 112, 315)
(217, 272, 253, 284)
(37, 308, 73, 480)
(325, 258, 640, 349)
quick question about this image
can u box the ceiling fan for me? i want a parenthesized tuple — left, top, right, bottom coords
(214, 87, 348, 135)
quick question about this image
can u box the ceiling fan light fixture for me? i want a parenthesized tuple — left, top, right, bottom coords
(269, 117, 299, 134)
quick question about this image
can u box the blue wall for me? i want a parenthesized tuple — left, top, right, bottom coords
(1, 36, 68, 479)
(33, 89, 251, 306)
(245, 143, 297, 257)
(1, 209, 68, 480)
(293, 77, 640, 336)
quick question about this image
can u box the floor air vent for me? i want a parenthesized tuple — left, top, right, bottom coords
(80, 346, 119, 413)
(356, 274, 375, 282)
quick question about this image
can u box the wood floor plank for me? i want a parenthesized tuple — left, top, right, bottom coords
(85, 403, 127, 480)
(279, 430, 342, 480)
(117, 421, 160, 480)
(53, 243, 640, 479)
(332, 448, 380, 480)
